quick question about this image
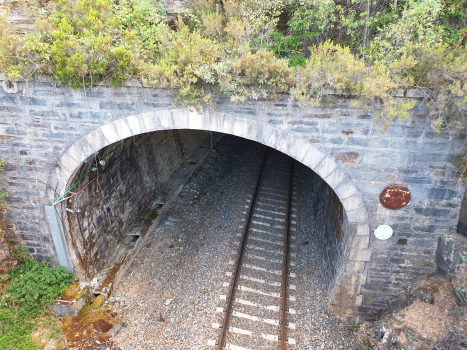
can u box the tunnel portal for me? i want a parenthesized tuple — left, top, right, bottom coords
(57, 132, 348, 308)
(2, 83, 463, 323)
(55, 132, 355, 348)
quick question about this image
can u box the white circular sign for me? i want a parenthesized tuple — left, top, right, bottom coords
(374, 225, 393, 240)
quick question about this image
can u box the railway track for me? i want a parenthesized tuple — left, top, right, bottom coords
(209, 149, 297, 350)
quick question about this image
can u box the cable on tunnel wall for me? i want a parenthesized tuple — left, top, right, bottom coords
(52, 137, 132, 206)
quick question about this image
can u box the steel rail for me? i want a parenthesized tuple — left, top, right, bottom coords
(217, 148, 269, 350)
(280, 160, 294, 349)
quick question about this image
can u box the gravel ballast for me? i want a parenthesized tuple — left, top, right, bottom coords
(109, 135, 358, 349)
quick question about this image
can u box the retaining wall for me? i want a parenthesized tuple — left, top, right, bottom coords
(0, 77, 466, 320)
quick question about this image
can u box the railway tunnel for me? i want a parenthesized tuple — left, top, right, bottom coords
(53, 129, 353, 348)
(0, 79, 465, 347)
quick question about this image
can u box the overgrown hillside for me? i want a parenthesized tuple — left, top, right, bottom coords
(0, 0, 466, 132)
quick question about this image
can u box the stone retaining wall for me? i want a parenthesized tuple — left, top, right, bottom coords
(0, 77, 465, 320)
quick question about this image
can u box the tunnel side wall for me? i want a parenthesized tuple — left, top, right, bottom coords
(56, 129, 210, 279)
(308, 172, 349, 296)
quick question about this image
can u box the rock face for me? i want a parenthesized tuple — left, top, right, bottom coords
(435, 323, 467, 350)
(1, 0, 187, 32)
(453, 263, 467, 306)
(458, 192, 467, 237)
(0, 0, 54, 33)
(163, 0, 189, 22)
(435, 233, 467, 305)
(53, 304, 77, 317)
(0, 238, 10, 263)
(436, 234, 467, 278)
(357, 279, 467, 350)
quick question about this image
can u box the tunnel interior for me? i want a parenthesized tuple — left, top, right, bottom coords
(56, 130, 349, 300)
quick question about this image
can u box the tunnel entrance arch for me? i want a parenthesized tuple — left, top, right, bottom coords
(45, 108, 370, 320)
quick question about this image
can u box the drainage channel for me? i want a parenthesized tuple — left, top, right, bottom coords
(209, 149, 297, 350)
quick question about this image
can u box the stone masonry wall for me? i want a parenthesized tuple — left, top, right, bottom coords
(305, 166, 349, 296)
(56, 129, 209, 280)
(0, 77, 466, 320)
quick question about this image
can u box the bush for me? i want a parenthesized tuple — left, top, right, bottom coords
(217, 49, 293, 102)
(143, 21, 223, 105)
(291, 41, 416, 130)
(0, 0, 465, 134)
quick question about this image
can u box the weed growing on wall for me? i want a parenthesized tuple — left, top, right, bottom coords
(0, 247, 74, 349)
(452, 153, 467, 181)
(0, 158, 8, 240)
(0, 159, 8, 207)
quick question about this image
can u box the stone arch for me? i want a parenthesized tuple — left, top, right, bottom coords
(45, 107, 371, 320)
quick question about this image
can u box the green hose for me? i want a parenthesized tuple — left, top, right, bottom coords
(52, 137, 132, 206)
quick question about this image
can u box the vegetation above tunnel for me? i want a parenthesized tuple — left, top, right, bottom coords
(0, 0, 466, 132)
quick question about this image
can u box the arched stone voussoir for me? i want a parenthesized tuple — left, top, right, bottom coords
(342, 194, 365, 213)
(350, 222, 370, 237)
(171, 108, 190, 129)
(274, 129, 297, 156)
(255, 125, 279, 149)
(242, 119, 264, 145)
(187, 109, 205, 130)
(220, 113, 239, 136)
(314, 155, 338, 179)
(46, 169, 63, 203)
(113, 118, 134, 140)
(125, 114, 147, 136)
(301, 146, 326, 170)
(324, 167, 350, 191)
(286, 138, 313, 163)
(65, 144, 87, 165)
(73, 131, 108, 161)
(207, 111, 225, 133)
(140, 110, 161, 132)
(261, 126, 283, 150)
(230, 117, 251, 141)
(159, 109, 178, 130)
(334, 180, 359, 201)
(347, 206, 369, 224)
(99, 123, 121, 145)
(57, 152, 79, 178)
(50, 164, 73, 198)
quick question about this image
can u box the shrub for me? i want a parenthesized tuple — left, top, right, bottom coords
(0, 0, 465, 135)
(291, 41, 416, 130)
(217, 49, 293, 102)
(143, 21, 223, 106)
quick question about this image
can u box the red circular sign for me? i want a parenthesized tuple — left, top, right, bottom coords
(380, 184, 411, 210)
